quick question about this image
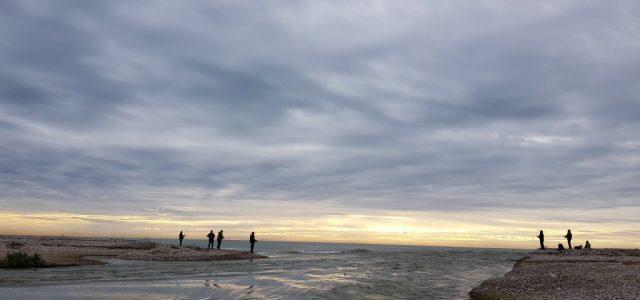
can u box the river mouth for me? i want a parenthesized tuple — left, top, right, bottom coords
(1, 240, 527, 299)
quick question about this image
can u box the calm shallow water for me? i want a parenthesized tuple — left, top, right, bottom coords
(0, 240, 527, 299)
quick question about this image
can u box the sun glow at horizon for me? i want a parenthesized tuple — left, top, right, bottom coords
(2, 206, 638, 249)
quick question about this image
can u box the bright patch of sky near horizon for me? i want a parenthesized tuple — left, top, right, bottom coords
(1, 0, 639, 248)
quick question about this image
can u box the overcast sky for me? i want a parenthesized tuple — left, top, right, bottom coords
(1, 1, 639, 247)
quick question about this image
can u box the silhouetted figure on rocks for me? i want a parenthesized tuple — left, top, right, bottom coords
(250, 232, 257, 253)
(558, 243, 565, 250)
(207, 230, 215, 250)
(565, 229, 573, 249)
(179, 231, 185, 247)
(537, 230, 545, 249)
(585, 240, 592, 249)
(217, 230, 224, 249)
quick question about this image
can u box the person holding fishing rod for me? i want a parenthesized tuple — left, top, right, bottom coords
(565, 229, 573, 249)
(178, 230, 186, 247)
(537, 230, 545, 250)
(216, 230, 224, 249)
(249, 232, 257, 253)
(207, 230, 215, 250)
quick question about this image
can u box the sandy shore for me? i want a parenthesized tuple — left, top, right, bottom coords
(0, 235, 266, 267)
(470, 249, 640, 299)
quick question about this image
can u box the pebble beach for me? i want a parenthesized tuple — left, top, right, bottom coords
(0, 235, 265, 267)
(470, 248, 640, 299)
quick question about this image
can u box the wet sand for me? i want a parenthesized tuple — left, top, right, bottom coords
(0, 235, 265, 267)
(470, 249, 640, 299)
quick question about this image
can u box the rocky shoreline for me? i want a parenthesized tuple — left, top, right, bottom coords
(0, 235, 265, 267)
(470, 248, 640, 299)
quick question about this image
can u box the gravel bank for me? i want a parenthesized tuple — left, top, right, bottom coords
(470, 249, 640, 299)
(0, 235, 265, 267)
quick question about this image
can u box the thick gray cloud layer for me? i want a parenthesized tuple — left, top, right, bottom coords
(1, 0, 639, 216)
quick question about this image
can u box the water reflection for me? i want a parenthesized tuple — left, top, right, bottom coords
(0, 243, 526, 299)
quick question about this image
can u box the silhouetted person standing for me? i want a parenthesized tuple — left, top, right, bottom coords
(217, 230, 224, 249)
(179, 230, 185, 247)
(565, 229, 572, 249)
(585, 240, 591, 249)
(537, 230, 545, 249)
(207, 230, 215, 250)
(249, 232, 257, 253)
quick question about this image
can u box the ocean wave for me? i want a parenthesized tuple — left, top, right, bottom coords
(341, 248, 373, 254)
(278, 250, 303, 254)
(275, 248, 374, 255)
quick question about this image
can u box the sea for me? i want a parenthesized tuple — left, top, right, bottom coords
(0, 239, 527, 299)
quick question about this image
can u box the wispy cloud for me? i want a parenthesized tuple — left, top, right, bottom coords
(1, 0, 639, 246)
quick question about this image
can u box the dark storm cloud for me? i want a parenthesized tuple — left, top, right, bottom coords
(1, 0, 639, 215)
